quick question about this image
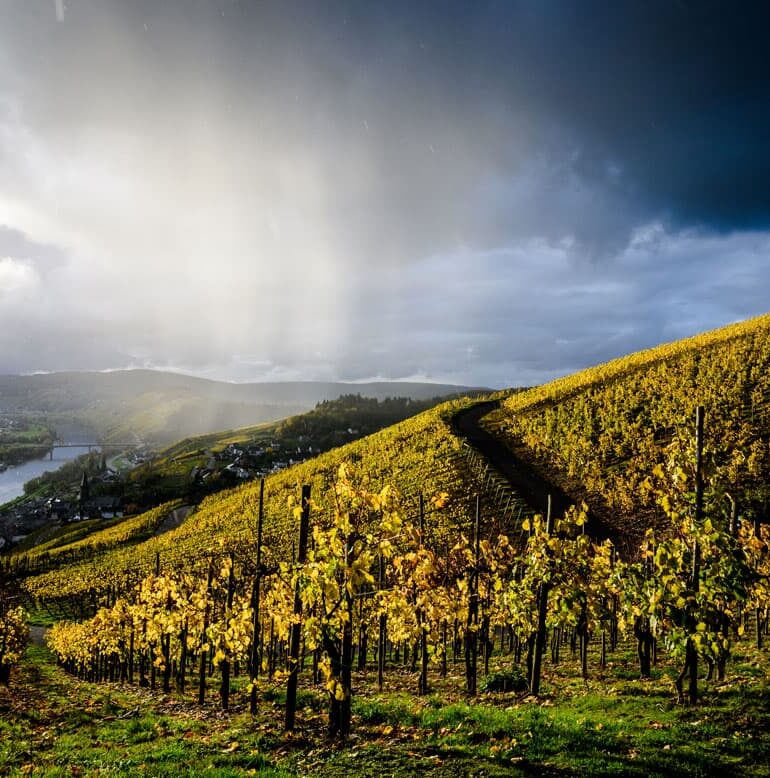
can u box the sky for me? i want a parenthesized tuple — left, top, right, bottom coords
(1, 0, 769, 388)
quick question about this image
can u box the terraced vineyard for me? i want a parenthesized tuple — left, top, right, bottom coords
(485, 313, 770, 550)
(11, 501, 183, 570)
(16, 396, 509, 606)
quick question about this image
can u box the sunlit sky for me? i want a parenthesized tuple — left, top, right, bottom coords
(1, 1, 769, 387)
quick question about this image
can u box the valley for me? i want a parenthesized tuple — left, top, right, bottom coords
(0, 391, 476, 557)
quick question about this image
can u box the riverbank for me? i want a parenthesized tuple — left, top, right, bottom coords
(0, 416, 56, 469)
(0, 442, 53, 469)
(0, 446, 100, 509)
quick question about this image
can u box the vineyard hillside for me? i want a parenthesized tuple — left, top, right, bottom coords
(484, 312, 770, 549)
(18, 394, 514, 605)
(18, 312, 770, 602)
(4, 318, 770, 776)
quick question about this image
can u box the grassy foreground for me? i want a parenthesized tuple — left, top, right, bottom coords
(2, 639, 770, 777)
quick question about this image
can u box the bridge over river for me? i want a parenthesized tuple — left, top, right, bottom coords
(1, 441, 139, 506)
(24, 442, 140, 460)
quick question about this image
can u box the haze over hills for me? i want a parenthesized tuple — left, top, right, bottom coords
(0, 370, 486, 445)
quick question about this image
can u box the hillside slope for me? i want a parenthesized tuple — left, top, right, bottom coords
(21, 394, 508, 602)
(484, 313, 770, 548)
(10, 394, 484, 530)
(18, 314, 770, 598)
(11, 317, 770, 763)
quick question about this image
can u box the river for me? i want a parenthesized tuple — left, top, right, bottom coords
(0, 424, 99, 506)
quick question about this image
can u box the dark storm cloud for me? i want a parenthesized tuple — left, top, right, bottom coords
(344, 0, 770, 248)
(500, 1, 770, 236)
(1, 1, 768, 385)
(11, 0, 768, 253)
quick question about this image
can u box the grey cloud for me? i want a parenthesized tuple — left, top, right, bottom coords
(0, 1, 769, 386)
(0, 226, 67, 272)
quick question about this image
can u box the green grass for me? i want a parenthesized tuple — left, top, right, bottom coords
(0, 646, 294, 777)
(159, 422, 275, 461)
(4, 640, 770, 776)
(0, 419, 55, 465)
(340, 681, 770, 777)
(5, 622, 770, 776)
(354, 694, 421, 727)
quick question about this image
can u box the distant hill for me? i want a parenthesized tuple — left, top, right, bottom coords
(0, 370, 485, 444)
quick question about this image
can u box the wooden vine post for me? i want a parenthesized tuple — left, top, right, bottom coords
(689, 405, 705, 705)
(530, 494, 553, 696)
(339, 531, 354, 737)
(418, 494, 429, 695)
(677, 406, 705, 704)
(728, 495, 739, 537)
(285, 484, 311, 731)
(220, 552, 236, 711)
(128, 624, 135, 684)
(197, 562, 214, 706)
(465, 495, 480, 695)
(441, 541, 449, 678)
(162, 587, 173, 693)
(139, 617, 148, 688)
(756, 500, 767, 650)
(377, 553, 387, 692)
(178, 616, 188, 693)
(250, 478, 265, 715)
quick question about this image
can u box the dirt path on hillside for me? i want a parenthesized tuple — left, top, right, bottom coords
(153, 504, 194, 536)
(452, 400, 608, 538)
(29, 625, 48, 646)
